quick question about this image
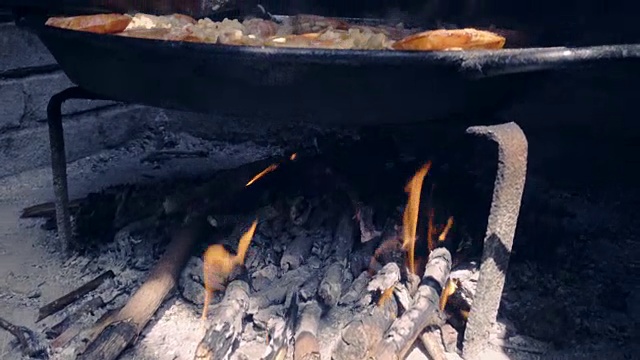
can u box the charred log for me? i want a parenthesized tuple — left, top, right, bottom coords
(331, 263, 401, 360)
(318, 212, 356, 307)
(369, 247, 452, 360)
(194, 280, 250, 360)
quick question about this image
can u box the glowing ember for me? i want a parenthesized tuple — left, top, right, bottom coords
(402, 162, 432, 275)
(246, 164, 279, 187)
(289, 152, 298, 161)
(202, 220, 258, 320)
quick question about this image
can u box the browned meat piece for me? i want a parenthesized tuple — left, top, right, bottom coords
(392, 28, 506, 51)
(45, 14, 132, 34)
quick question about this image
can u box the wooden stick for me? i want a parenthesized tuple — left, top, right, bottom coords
(20, 198, 84, 218)
(420, 330, 447, 360)
(369, 248, 452, 360)
(0, 317, 45, 358)
(331, 263, 401, 360)
(51, 309, 115, 351)
(194, 280, 250, 360)
(294, 301, 322, 360)
(37, 270, 114, 322)
(77, 218, 208, 360)
(318, 212, 355, 307)
(45, 296, 105, 340)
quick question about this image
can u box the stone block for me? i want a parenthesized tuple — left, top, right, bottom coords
(0, 105, 157, 178)
(0, 71, 116, 126)
(0, 23, 56, 73)
(0, 81, 25, 131)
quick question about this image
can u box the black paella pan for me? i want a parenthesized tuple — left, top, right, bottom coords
(15, 11, 640, 125)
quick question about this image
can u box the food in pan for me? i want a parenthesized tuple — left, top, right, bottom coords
(45, 12, 507, 51)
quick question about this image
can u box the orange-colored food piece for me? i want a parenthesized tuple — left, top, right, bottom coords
(45, 14, 132, 34)
(393, 28, 506, 51)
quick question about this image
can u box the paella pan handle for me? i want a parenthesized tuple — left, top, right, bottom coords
(459, 44, 640, 78)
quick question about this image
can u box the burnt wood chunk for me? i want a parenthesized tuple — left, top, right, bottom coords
(339, 271, 370, 306)
(294, 300, 322, 360)
(194, 280, 250, 360)
(331, 263, 401, 360)
(369, 247, 452, 360)
(318, 213, 355, 307)
(281, 234, 315, 271)
(250, 265, 315, 311)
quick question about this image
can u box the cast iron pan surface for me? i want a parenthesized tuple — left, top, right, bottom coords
(24, 14, 640, 125)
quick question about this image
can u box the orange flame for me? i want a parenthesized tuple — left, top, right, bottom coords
(377, 286, 395, 307)
(439, 277, 458, 311)
(246, 164, 279, 187)
(402, 162, 431, 275)
(439, 216, 454, 242)
(289, 153, 298, 161)
(202, 220, 258, 320)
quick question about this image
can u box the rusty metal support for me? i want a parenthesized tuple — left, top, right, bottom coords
(46, 86, 105, 256)
(462, 122, 528, 360)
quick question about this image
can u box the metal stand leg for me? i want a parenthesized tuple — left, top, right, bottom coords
(46, 86, 106, 256)
(462, 122, 528, 360)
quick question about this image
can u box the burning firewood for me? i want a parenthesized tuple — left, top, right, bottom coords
(202, 219, 257, 320)
(77, 217, 209, 360)
(194, 280, 250, 360)
(368, 247, 452, 360)
(331, 262, 401, 360)
(318, 212, 356, 307)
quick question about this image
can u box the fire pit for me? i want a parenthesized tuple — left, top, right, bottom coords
(1, 3, 638, 360)
(16, 126, 527, 360)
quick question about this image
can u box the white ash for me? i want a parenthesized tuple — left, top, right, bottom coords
(449, 261, 480, 306)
